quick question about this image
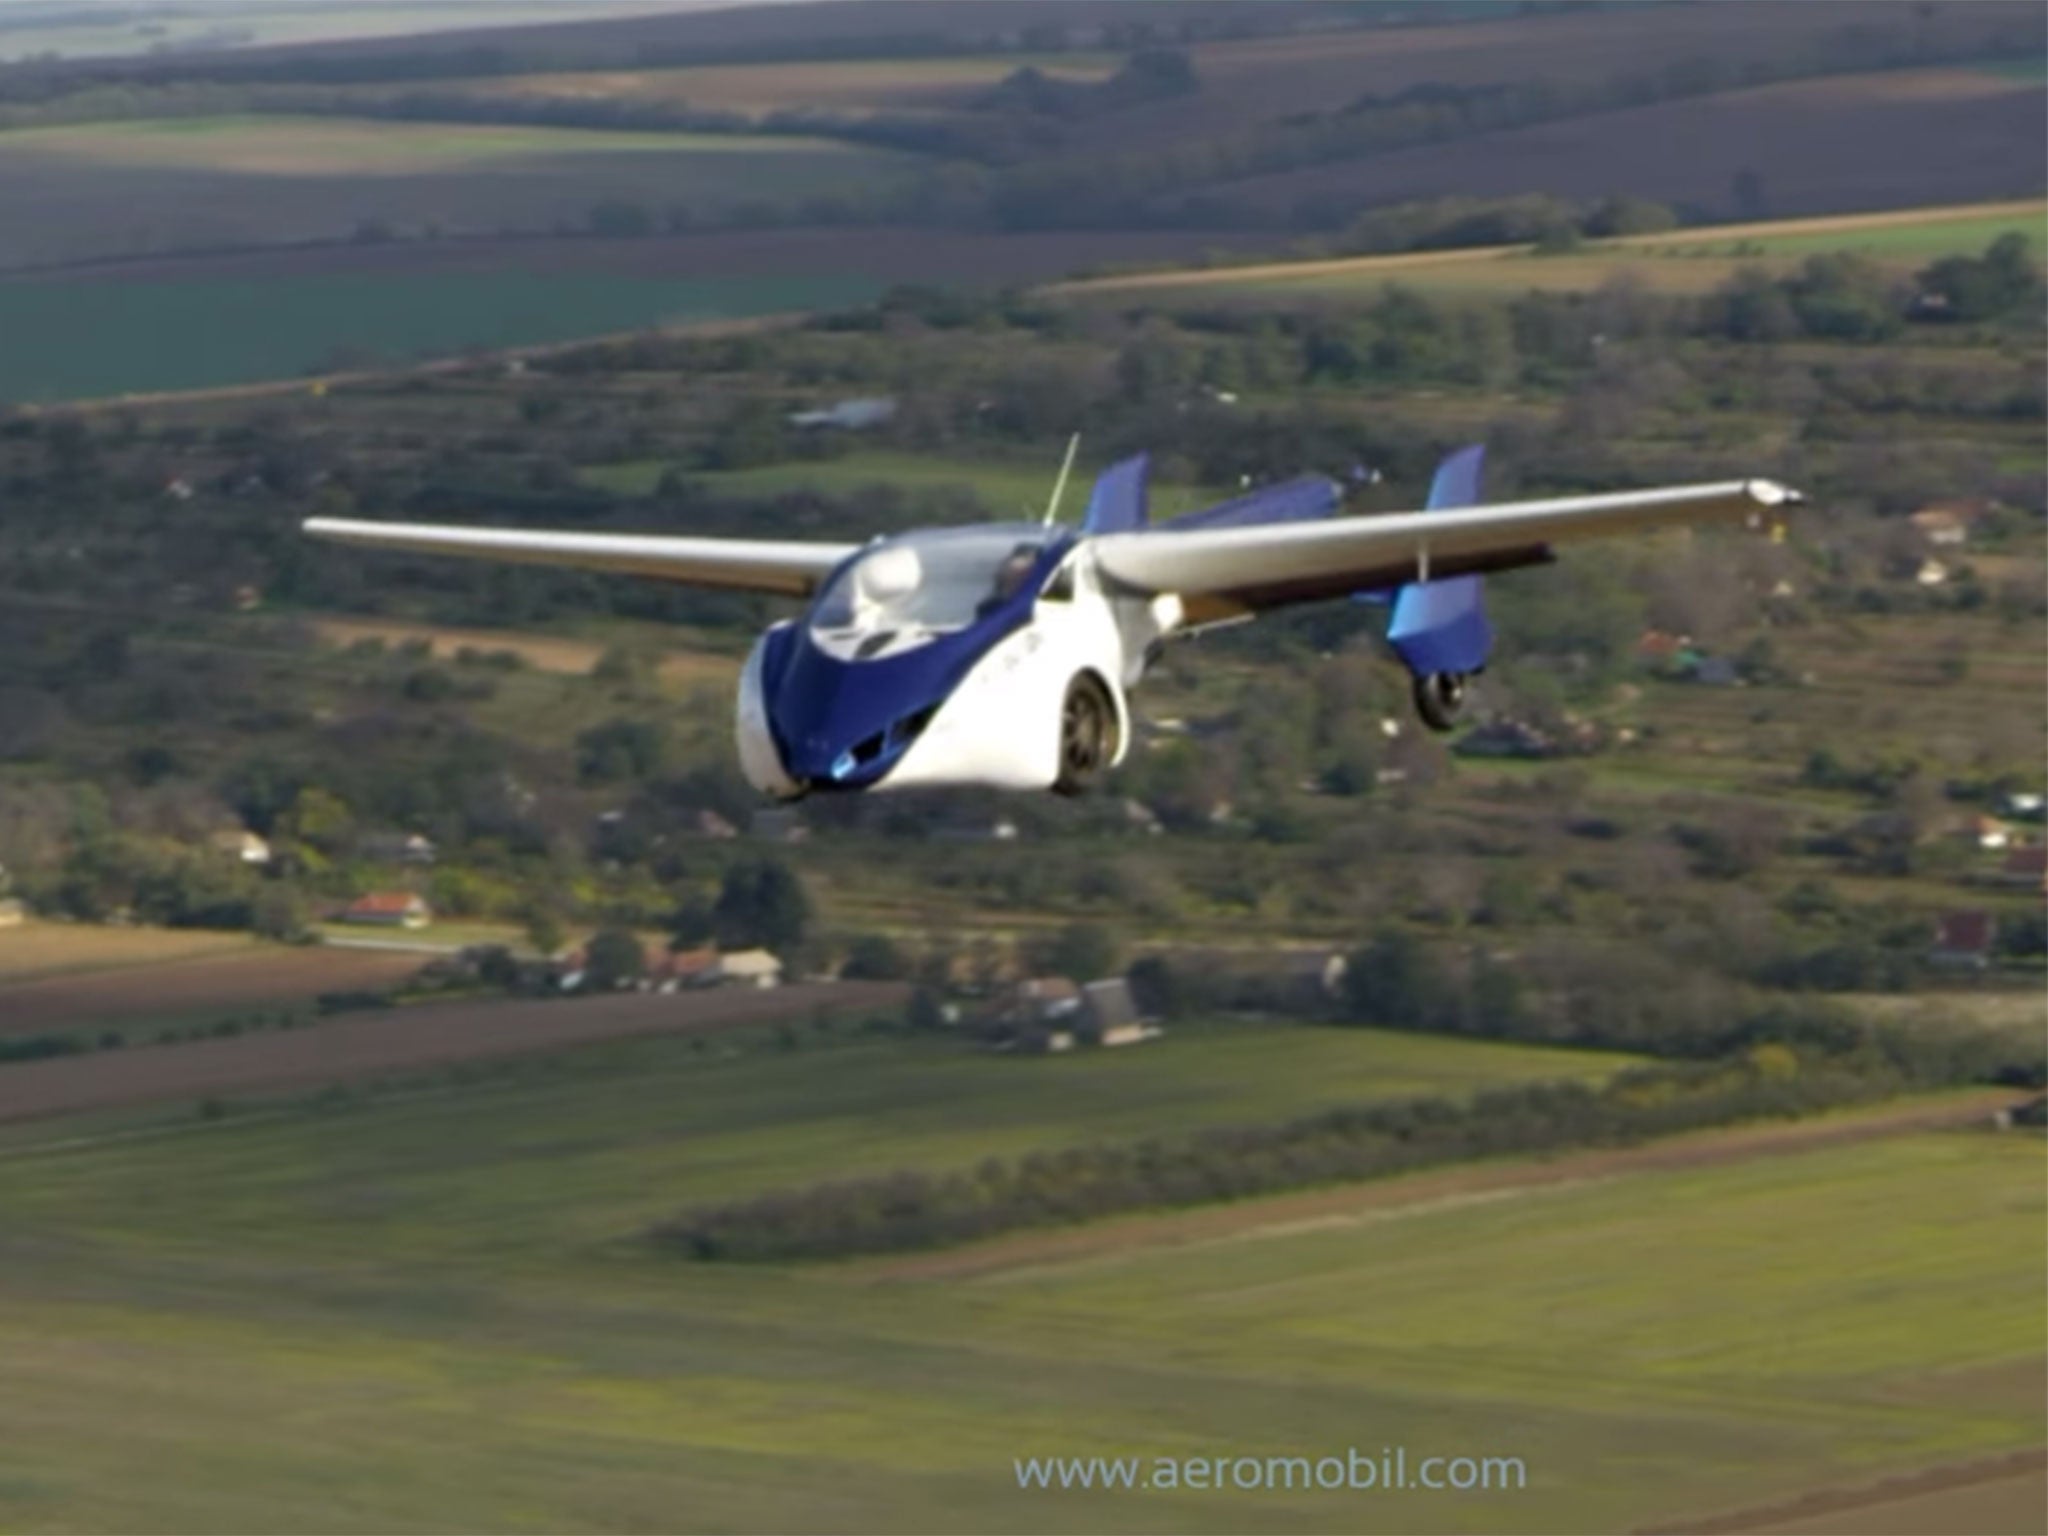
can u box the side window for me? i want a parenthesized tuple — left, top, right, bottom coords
(1040, 559, 1075, 603)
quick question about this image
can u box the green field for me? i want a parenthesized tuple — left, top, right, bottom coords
(0, 1041, 2034, 1531)
(4, 115, 890, 173)
(601, 451, 1230, 521)
(0, 270, 875, 402)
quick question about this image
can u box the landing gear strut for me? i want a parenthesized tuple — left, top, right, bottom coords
(1411, 671, 1470, 733)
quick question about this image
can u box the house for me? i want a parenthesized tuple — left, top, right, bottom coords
(162, 476, 195, 502)
(1636, 629, 1692, 663)
(1914, 557, 1950, 588)
(2000, 791, 2045, 823)
(1080, 977, 1162, 1048)
(711, 949, 782, 988)
(787, 397, 896, 431)
(751, 806, 808, 843)
(1908, 500, 1989, 547)
(1997, 846, 2047, 892)
(1928, 911, 1995, 971)
(1281, 949, 1349, 1009)
(934, 815, 1020, 843)
(658, 946, 723, 990)
(210, 829, 272, 866)
(694, 809, 738, 840)
(1957, 816, 2015, 851)
(359, 831, 438, 866)
(341, 892, 431, 930)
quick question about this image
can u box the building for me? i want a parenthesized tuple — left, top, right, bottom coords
(787, 396, 896, 431)
(1998, 846, 2048, 892)
(711, 949, 782, 988)
(341, 892, 431, 930)
(1928, 911, 1995, 971)
(359, 831, 438, 866)
(210, 829, 273, 866)
(1281, 950, 1350, 1009)
(1081, 977, 1162, 1048)
(1958, 816, 2016, 851)
(1908, 500, 1989, 547)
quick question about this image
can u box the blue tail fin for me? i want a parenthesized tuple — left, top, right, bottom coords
(1387, 445, 1494, 677)
(1081, 453, 1150, 534)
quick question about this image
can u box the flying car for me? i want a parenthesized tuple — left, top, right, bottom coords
(305, 445, 1799, 798)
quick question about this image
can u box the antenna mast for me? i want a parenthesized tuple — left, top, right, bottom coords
(1042, 433, 1080, 526)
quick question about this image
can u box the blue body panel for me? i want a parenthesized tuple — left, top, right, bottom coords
(1387, 444, 1494, 678)
(760, 533, 1077, 791)
(1082, 454, 1151, 534)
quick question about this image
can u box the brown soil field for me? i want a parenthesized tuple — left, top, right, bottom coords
(1196, 67, 2046, 223)
(1645, 1445, 2048, 1535)
(311, 616, 740, 688)
(0, 945, 425, 1034)
(1074, 3, 2036, 152)
(452, 55, 1118, 118)
(0, 921, 252, 983)
(0, 979, 905, 1123)
(849, 1089, 2021, 1282)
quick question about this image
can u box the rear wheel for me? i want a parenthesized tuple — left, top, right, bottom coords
(1053, 673, 1118, 796)
(1412, 671, 1468, 733)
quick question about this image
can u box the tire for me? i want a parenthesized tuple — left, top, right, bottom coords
(1053, 673, 1118, 796)
(1412, 671, 1467, 733)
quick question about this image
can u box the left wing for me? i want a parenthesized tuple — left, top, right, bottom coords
(303, 518, 858, 598)
(1091, 478, 1800, 617)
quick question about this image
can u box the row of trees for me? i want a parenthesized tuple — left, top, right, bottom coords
(654, 1012, 2042, 1261)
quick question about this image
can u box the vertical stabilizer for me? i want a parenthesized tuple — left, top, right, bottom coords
(1387, 445, 1494, 677)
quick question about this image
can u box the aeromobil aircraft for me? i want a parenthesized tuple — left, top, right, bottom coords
(305, 446, 1799, 799)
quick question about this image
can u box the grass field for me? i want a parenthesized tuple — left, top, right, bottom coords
(0, 1061, 2033, 1531)
(308, 615, 741, 688)
(651, 451, 1230, 522)
(0, 269, 875, 402)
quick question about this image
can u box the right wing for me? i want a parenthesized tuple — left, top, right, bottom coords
(303, 518, 859, 599)
(1093, 478, 1799, 617)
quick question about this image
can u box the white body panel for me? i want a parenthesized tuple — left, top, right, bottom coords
(881, 581, 1129, 792)
(735, 625, 804, 800)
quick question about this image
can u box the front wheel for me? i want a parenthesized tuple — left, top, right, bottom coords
(1053, 673, 1118, 796)
(1412, 671, 1468, 733)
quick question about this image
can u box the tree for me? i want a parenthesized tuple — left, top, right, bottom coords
(1342, 927, 1455, 1029)
(1033, 921, 1120, 984)
(251, 884, 308, 942)
(583, 927, 646, 990)
(713, 860, 810, 951)
(841, 933, 909, 980)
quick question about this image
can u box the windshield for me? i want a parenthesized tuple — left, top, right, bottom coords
(809, 526, 1058, 652)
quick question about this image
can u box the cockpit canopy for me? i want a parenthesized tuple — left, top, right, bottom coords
(808, 525, 1064, 659)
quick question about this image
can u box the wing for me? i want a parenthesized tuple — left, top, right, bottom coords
(1092, 478, 1800, 618)
(302, 518, 858, 599)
